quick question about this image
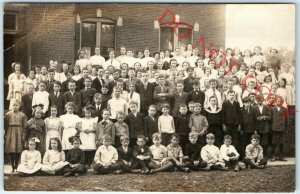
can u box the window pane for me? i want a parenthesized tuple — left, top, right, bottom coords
(4, 13, 17, 30)
(82, 22, 96, 47)
(178, 27, 192, 48)
(160, 27, 174, 51)
(101, 24, 115, 57)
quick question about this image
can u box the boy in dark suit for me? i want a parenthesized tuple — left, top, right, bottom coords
(252, 94, 271, 156)
(240, 97, 256, 159)
(136, 71, 155, 116)
(116, 135, 140, 173)
(125, 101, 144, 147)
(48, 81, 65, 116)
(171, 80, 188, 117)
(183, 67, 195, 93)
(270, 97, 288, 162)
(222, 90, 242, 149)
(124, 68, 142, 91)
(108, 69, 121, 95)
(46, 68, 56, 93)
(186, 79, 205, 109)
(80, 77, 97, 109)
(63, 80, 82, 116)
(132, 135, 152, 174)
(100, 84, 111, 109)
(21, 83, 35, 119)
(61, 72, 73, 93)
(76, 67, 90, 92)
(92, 67, 105, 92)
(153, 74, 173, 113)
(92, 93, 105, 122)
(175, 104, 190, 151)
(143, 105, 158, 146)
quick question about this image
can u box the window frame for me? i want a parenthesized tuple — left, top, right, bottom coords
(159, 23, 193, 51)
(4, 12, 18, 34)
(79, 17, 116, 58)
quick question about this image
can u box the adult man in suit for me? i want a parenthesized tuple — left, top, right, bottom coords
(135, 71, 155, 116)
(92, 67, 105, 92)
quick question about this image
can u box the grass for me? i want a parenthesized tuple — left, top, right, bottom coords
(4, 165, 295, 192)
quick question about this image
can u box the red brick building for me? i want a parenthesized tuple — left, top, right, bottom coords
(4, 3, 226, 76)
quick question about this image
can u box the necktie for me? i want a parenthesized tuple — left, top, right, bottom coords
(213, 89, 219, 106)
(130, 92, 133, 99)
(102, 121, 107, 127)
(55, 92, 58, 98)
(97, 105, 100, 111)
(144, 83, 147, 90)
(111, 59, 113, 65)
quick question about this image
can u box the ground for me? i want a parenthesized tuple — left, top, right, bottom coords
(4, 165, 295, 192)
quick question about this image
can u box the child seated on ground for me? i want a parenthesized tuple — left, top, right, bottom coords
(63, 136, 87, 177)
(184, 131, 207, 171)
(93, 134, 120, 174)
(41, 138, 69, 175)
(116, 135, 140, 173)
(167, 133, 190, 172)
(244, 134, 267, 169)
(17, 138, 43, 176)
(133, 135, 152, 174)
(201, 133, 228, 171)
(219, 135, 240, 172)
(148, 133, 174, 173)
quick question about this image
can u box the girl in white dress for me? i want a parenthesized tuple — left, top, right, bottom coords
(7, 70, 25, 110)
(17, 138, 43, 176)
(60, 102, 81, 154)
(278, 63, 295, 105)
(194, 58, 205, 79)
(78, 106, 98, 168)
(276, 78, 288, 108)
(41, 137, 68, 175)
(45, 106, 62, 149)
(7, 62, 26, 91)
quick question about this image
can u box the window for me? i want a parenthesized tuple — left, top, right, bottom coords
(4, 12, 18, 33)
(159, 24, 193, 51)
(80, 18, 116, 59)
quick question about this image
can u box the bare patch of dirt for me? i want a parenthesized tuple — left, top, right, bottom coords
(4, 165, 295, 192)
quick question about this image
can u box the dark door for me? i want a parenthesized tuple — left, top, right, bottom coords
(4, 34, 15, 109)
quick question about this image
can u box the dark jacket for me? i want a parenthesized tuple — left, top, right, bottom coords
(125, 112, 144, 138)
(143, 115, 158, 139)
(48, 92, 65, 116)
(240, 107, 256, 133)
(252, 105, 271, 134)
(175, 114, 190, 135)
(222, 100, 241, 125)
(271, 106, 288, 132)
(117, 146, 135, 163)
(184, 142, 203, 162)
(63, 91, 82, 116)
(92, 77, 105, 92)
(186, 90, 205, 107)
(136, 82, 155, 112)
(21, 94, 33, 119)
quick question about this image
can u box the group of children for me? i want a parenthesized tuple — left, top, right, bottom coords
(5, 45, 293, 176)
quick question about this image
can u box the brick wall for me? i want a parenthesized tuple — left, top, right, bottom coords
(6, 4, 225, 68)
(76, 4, 226, 59)
(25, 4, 76, 68)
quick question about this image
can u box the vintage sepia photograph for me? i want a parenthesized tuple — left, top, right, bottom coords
(3, 3, 295, 192)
